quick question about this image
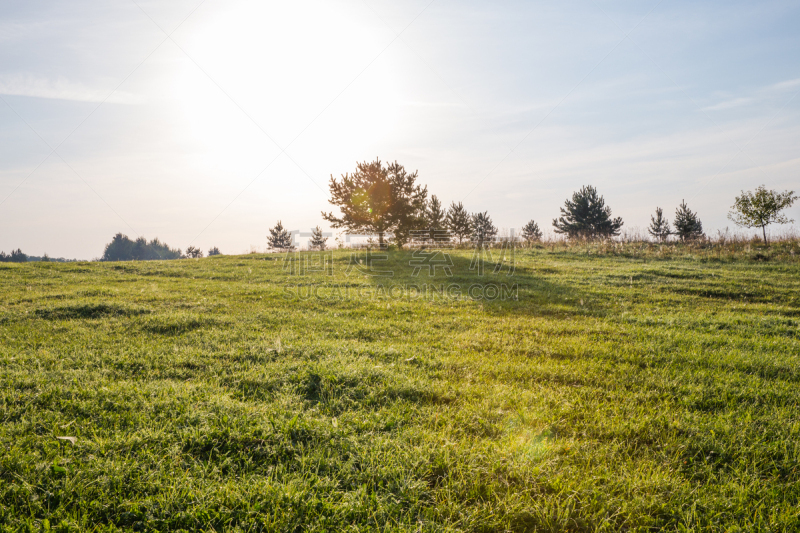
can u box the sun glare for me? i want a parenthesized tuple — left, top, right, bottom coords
(171, 0, 402, 177)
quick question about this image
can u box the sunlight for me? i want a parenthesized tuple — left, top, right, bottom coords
(171, 0, 402, 175)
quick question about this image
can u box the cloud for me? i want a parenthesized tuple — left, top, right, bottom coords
(769, 78, 800, 92)
(0, 74, 142, 104)
(701, 97, 753, 111)
(699, 78, 800, 113)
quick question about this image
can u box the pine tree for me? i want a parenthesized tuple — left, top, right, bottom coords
(267, 220, 294, 250)
(552, 185, 623, 239)
(185, 246, 203, 258)
(471, 211, 497, 247)
(208, 247, 222, 256)
(648, 207, 671, 242)
(309, 226, 328, 250)
(673, 200, 704, 241)
(521, 220, 543, 243)
(425, 195, 446, 242)
(728, 185, 797, 245)
(446, 202, 472, 245)
(322, 159, 427, 248)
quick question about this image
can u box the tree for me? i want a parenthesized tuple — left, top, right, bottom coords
(552, 185, 623, 239)
(728, 185, 797, 246)
(103, 233, 133, 261)
(521, 220, 543, 243)
(309, 226, 328, 250)
(648, 207, 671, 242)
(446, 202, 472, 245)
(425, 195, 446, 242)
(267, 220, 294, 250)
(145, 238, 181, 260)
(673, 200, 704, 241)
(185, 246, 203, 258)
(101, 233, 181, 261)
(0, 249, 27, 263)
(208, 247, 222, 256)
(471, 211, 497, 248)
(322, 159, 427, 248)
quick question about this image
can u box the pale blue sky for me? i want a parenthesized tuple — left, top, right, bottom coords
(1, 0, 799, 258)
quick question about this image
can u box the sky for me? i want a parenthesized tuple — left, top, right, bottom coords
(1, 0, 799, 258)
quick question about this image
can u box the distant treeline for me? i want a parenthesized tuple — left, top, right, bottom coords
(0, 249, 27, 262)
(0, 249, 80, 262)
(102, 233, 182, 261)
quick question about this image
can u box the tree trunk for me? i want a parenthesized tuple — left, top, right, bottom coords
(762, 225, 768, 247)
(378, 231, 385, 248)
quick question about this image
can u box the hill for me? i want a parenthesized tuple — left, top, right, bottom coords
(1, 248, 799, 531)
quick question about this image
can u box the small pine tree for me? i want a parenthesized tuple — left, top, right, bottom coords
(521, 220, 543, 243)
(425, 195, 446, 242)
(648, 207, 671, 242)
(471, 211, 498, 247)
(309, 226, 328, 250)
(673, 200, 704, 241)
(552, 185, 623, 239)
(185, 246, 203, 258)
(446, 202, 472, 245)
(208, 247, 221, 256)
(267, 220, 294, 250)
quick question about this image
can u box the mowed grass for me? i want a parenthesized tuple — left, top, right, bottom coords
(1, 247, 799, 532)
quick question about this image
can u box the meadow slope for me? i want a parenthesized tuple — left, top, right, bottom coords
(1, 247, 799, 532)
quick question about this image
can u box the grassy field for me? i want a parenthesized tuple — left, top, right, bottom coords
(1, 244, 799, 532)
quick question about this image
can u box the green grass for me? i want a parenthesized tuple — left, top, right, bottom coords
(1, 247, 799, 532)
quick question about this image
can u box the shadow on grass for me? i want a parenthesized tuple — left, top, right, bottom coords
(325, 249, 597, 320)
(35, 303, 150, 320)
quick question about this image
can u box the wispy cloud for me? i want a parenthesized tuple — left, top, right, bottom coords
(0, 74, 141, 104)
(769, 78, 800, 92)
(701, 97, 753, 111)
(700, 78, 800, 112)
